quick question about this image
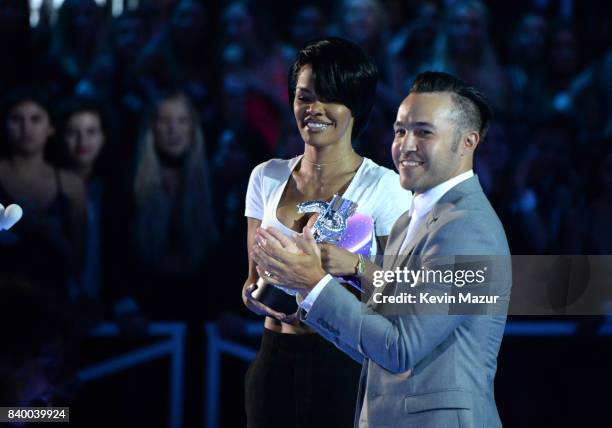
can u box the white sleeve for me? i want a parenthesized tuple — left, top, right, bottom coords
(373, 171, 412, 236)
(244, 162, 266, 220)
(297, 274, 334, 312)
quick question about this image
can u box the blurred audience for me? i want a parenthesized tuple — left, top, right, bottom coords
(287, 4, 327, 51)
(41, 0, 106, 98)
(507, 12, 550, 121)
(336, 0, 401, 167)
(0, 89, 86, 301)
(509, 118, 582, 253)
(389, 1, 440, 95)
(425, 0, 512, 114)
(563, 143, 612, 254)
(218, 1, 293, 152)
(0, 0, 609, 322)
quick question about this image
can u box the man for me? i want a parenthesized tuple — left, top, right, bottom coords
(251, 71, 511, 427)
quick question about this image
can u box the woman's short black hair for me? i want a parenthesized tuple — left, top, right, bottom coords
(288, 37, 379, 139)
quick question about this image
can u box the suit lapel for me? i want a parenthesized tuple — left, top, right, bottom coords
(367, 176, 483, 309)
(366, 211, 410, 307)
(391, 176, 482, 269)
(383, 211, 411, 270)
(393, 210, 439, 269)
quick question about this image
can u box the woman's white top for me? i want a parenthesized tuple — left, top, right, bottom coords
(245, 155, 412, 257)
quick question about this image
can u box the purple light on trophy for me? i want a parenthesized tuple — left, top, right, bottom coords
(297, 194, 373, 291)
(337, 213, 374, 256)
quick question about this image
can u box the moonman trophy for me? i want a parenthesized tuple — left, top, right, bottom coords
(252, 194, 373, 315)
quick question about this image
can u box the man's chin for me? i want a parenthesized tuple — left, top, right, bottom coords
(399, 177, 417, 191)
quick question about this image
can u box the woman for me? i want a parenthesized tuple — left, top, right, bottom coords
(242, 38, 412, 428)
(120, 91, 217, 321)
(58, 98, 112, 303)
(0, 89, 86, 300)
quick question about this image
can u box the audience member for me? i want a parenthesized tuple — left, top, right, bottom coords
(116, 91, 217, 321)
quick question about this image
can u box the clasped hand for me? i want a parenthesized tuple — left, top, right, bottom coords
(249, 226, 326, 298)
(245, 221, 361, 322)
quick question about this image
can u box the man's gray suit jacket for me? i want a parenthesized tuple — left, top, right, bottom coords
(301, 175, 512, 428)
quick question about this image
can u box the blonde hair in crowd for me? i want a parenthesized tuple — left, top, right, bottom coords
(133, 92, 217, 272)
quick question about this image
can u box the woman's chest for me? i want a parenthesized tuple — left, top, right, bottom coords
(275, 186, 328, 233)
(0, 171, 58, 213)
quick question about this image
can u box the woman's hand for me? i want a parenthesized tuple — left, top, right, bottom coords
(250, 227, 326, 297)
(319, 243, 359, 276)
(242, 280, 297, 323)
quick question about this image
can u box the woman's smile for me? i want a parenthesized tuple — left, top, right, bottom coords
(304, 117, 334, 132)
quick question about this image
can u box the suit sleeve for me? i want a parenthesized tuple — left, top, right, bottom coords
(302, 214, 510, 374)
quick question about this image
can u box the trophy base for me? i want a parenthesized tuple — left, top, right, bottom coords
(251, 279, 298, 315)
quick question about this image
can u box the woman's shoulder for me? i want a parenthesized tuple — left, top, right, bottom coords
(354, 158, 412, 208)
(357, 157, 401, 186)
(250, 156, 301, 180)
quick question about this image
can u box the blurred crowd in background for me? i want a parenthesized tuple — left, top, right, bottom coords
(0, 0, 611, 414)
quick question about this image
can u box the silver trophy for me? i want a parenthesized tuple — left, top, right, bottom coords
(297, 194, 358, 243)
(251, 194, 358, 315)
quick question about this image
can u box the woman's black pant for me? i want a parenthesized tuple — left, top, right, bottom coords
(245, 327, 362, 428)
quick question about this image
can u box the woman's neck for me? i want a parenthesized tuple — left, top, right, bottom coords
(76, 163, 94, 180)
(300, 143, 361, 182)
(8, 152, 46, 173)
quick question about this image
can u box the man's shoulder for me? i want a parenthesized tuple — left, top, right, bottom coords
(428, 188, 509, 255)
(434, 176, 502, 226)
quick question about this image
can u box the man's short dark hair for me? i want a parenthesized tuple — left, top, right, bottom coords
(289, 37, 379, 139)
(409, 71, 493, 138)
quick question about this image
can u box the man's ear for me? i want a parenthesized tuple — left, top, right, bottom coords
(463, 130, 480, 152)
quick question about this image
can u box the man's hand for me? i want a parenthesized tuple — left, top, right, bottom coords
(320, 243, 360, 276)
(250, 226, 327, 297)
(304, 213, 361, 276)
